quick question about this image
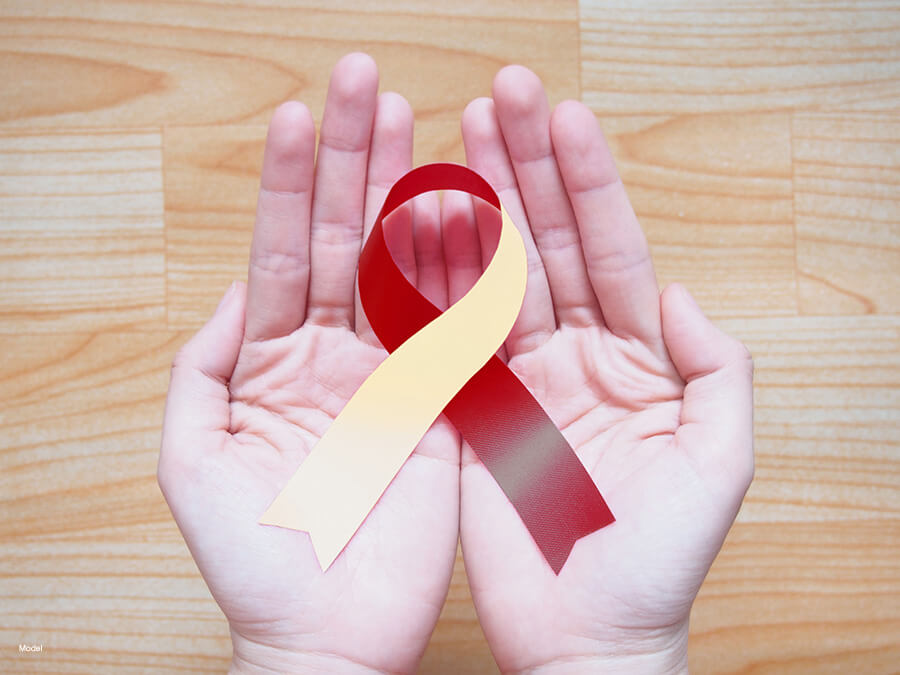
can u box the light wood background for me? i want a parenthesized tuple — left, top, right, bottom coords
(1, 1, 898, 672)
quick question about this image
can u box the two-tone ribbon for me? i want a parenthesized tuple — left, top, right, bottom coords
(260, 163, 614, 573)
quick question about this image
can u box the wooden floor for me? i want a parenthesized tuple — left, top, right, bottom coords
(1, 1, 898, 672)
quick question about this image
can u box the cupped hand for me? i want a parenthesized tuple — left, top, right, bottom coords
(456, 67, 754, 674)
(158, 54, 460, 674)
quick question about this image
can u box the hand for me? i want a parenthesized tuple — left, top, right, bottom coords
(158, 54, 460, 674)
(455, 67, 754, 673)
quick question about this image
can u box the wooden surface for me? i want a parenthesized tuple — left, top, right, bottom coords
(1, 1, 898, 672)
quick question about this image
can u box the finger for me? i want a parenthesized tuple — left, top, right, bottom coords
(160, 281, 247, 476)
(462, 97, 556, 357)
(441, 190, 482, 305)
(307, 52, 379, 329)
(383, 205, 416, 284)
(355, 91, 415, 344)
(492, 66, 601, 327)
(413, 191, 447, 310)
(442, 190, 509, 364)
(363, 199, 416, 346)
(244, 102, 316, 342)
(551, 100, 663, 350)
(661, 283, 754, 503)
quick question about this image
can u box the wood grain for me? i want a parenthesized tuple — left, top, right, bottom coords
(688, 314, 900, 672)
(164, 125, 264, 330)
(692, 521, 900, 673)
(1, 0, 898, 672)
(0, 331, 234, 673)
(730, 315, 900, 524)
(795, 112, 900, 314)
(0, 130, 165, 332)
(0, 0, 578, 128)
(580, 0, 900, 115)
(600, 113, 797, 318)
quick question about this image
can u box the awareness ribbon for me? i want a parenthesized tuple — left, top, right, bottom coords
(260, 163, 614, 573)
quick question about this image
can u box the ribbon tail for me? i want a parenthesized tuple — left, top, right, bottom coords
(258, 443, 366, 570)
(447, 357, 615, 574)
(259, 489, 337, 570)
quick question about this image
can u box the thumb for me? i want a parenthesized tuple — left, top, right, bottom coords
(661, 283, 754, 502)
(160, 282, 247, 468)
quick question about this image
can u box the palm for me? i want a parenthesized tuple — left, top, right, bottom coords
(458, 67, 754, 672)
(464, 328, 739, 664)
(170, 327, 458, 671)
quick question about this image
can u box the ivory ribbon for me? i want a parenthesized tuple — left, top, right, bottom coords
(260, 164, 614, 573)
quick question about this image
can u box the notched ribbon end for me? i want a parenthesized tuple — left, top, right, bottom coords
(543, 500, 616, 575)
(258, 498, 341, 572)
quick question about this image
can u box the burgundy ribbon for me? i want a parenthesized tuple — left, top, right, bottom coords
(359, 163, 614, 573)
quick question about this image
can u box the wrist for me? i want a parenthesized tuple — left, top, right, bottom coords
(229, 630, 384, 675)
(507, 621, 689, 675)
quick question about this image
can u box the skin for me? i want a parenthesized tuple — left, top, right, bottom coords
(158, 54, 754, 674)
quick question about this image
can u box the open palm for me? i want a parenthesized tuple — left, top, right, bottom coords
(158, 54, 459, 674)
(456, 67, 754, 673)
